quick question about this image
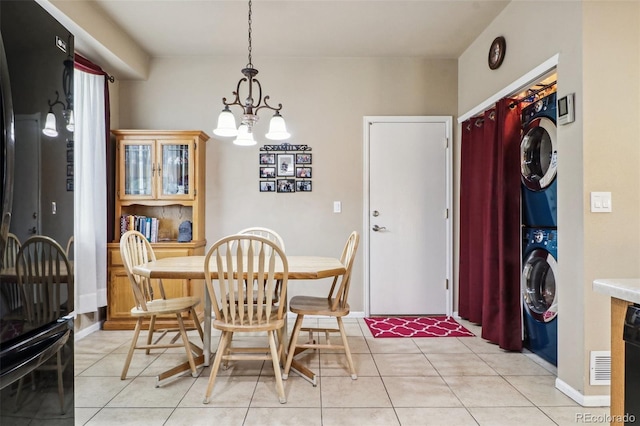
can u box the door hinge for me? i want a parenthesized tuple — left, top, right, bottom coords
(444, 208, 449, 219)
(445, 279, 449, 290)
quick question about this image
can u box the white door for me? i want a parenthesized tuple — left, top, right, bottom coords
(365, 117, 451, 316)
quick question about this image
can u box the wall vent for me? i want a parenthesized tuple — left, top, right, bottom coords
(590, 351, 611, 386)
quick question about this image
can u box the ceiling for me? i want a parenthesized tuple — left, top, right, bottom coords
(85, 0, 509, 60)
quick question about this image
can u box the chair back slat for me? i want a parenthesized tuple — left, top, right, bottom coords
(330, 231, 360, 311)
(205, 234, 288, 328)
(120, 230, 164, 312)
(16, 236, 73, 327)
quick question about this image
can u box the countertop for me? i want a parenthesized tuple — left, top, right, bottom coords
(593, 278, 640, 304)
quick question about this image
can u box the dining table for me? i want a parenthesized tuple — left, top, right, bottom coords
(132, 254, 346, 384)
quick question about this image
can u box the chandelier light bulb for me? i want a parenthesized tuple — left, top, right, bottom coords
(266, 112, 291, 140)
(42, 111, 58, 137)
(64, 109, 75, 132)
(213, 107, 238, 137)
(233, 124, 256, 146)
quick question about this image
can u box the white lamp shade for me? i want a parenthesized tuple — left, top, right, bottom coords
(233, 124, 256, 146)
(265, 114, 291, 140)
(42, 112, 58, 137)
(64, 109, 75, 132)
(213, 109, 238, 137)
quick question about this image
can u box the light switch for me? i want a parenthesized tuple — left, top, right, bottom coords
(590, 192, 612, 213)
(333, 201, 341, 213)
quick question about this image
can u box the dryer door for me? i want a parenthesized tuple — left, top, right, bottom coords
(522, 248, 558, 323)
(521, 116, 557, 191)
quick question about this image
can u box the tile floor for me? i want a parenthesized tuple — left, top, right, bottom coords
(74, 318, 609, 426)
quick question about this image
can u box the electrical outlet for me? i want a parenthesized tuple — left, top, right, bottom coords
(333, 201, 341, 213)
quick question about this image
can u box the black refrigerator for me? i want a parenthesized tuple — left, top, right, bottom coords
(0, 1, 74, 423)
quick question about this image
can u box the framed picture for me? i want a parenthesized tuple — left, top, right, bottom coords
(295, 167, 312, 178)
(277, 154, 295, 177)
(67, 164, 74, 177)
(259, 153, 275, 164)
(260, 166, 276, 178)
(66, 149, 73, 163)
(277, 179, 295, 193)
(260, 180, 276, 192)
(296, 153, 312, 164)
(296, 180, 312, 192)
(66, 178, 74, 191)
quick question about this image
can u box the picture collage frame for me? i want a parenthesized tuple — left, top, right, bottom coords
(259, 144, 312, 193)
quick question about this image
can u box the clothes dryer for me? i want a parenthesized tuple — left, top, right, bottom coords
(522, 227, 558, 366)
(521, 92, 558, 228)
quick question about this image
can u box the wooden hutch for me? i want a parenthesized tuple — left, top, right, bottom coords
(105, 130, 209, 330)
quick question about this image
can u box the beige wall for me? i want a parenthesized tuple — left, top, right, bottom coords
(582, 0, 640, 392)
(458, 0, 640, 401)
(116, 55, 458, 308)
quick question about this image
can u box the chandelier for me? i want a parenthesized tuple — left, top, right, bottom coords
(43, 57, 75, 137)
(213, 0, 290, 145)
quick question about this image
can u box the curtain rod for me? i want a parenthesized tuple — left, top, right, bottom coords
(510, 80, 557, 107)
(458, 54, 560, 123)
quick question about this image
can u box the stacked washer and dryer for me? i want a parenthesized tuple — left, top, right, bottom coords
(520, 91, 559, 366)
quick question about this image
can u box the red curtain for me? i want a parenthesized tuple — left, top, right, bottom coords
(74, 54, 114, 241)
(459, 98, 522, 351)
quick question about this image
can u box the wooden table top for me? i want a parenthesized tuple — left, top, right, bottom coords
(132, 255, 346, 280)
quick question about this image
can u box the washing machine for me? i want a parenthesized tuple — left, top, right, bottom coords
(522, 227, 558, 366)
(521, 92, 558, 228)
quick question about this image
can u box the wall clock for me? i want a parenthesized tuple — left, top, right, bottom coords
(488, 36, 506, 70)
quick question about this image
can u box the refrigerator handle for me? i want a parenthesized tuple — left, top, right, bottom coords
(0, 32, 15, 265)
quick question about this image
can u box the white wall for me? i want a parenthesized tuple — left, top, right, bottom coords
(117, 55, 458, 309)
(458, 0, 640, 402)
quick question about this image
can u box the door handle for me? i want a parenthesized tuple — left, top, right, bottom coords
(372, 224, 387, 232)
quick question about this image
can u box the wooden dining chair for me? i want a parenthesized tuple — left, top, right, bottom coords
(1, 233, 22, 324)
(65, 235, 74, 260)
(15, 235, 73, 414)
(221, 227, 287, 363)
(119, 230, 204, 383)
(283, 231, 360, 382)
(236, 227, 286, 301)
(203, 234, 289, 404)
(2, 232, 20, 269)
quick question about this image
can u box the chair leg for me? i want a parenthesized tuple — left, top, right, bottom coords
(268, 330, 286, 404)
(222, 332, 234, 370)
(146, 315, 156, 355)
(276, 325, 285, 363)
(175, 313, 198, 378)
(190, 308, 204, 342)
(203, 330, 230, 404)
(337, 317, 357, 380)
(282, 314, 304, 379)
(122, 317, 144, 380)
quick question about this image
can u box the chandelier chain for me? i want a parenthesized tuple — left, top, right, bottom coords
(247, 0, 253, 68)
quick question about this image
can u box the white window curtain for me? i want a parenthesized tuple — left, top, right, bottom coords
(73, 69, 107, 313)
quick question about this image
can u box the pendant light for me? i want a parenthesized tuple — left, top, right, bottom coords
(213, 0, 290, 145)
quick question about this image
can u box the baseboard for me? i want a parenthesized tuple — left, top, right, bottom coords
(74, 321, 102, 341)
(287, 311, 365, 319)
(555, 377, 611, 407)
